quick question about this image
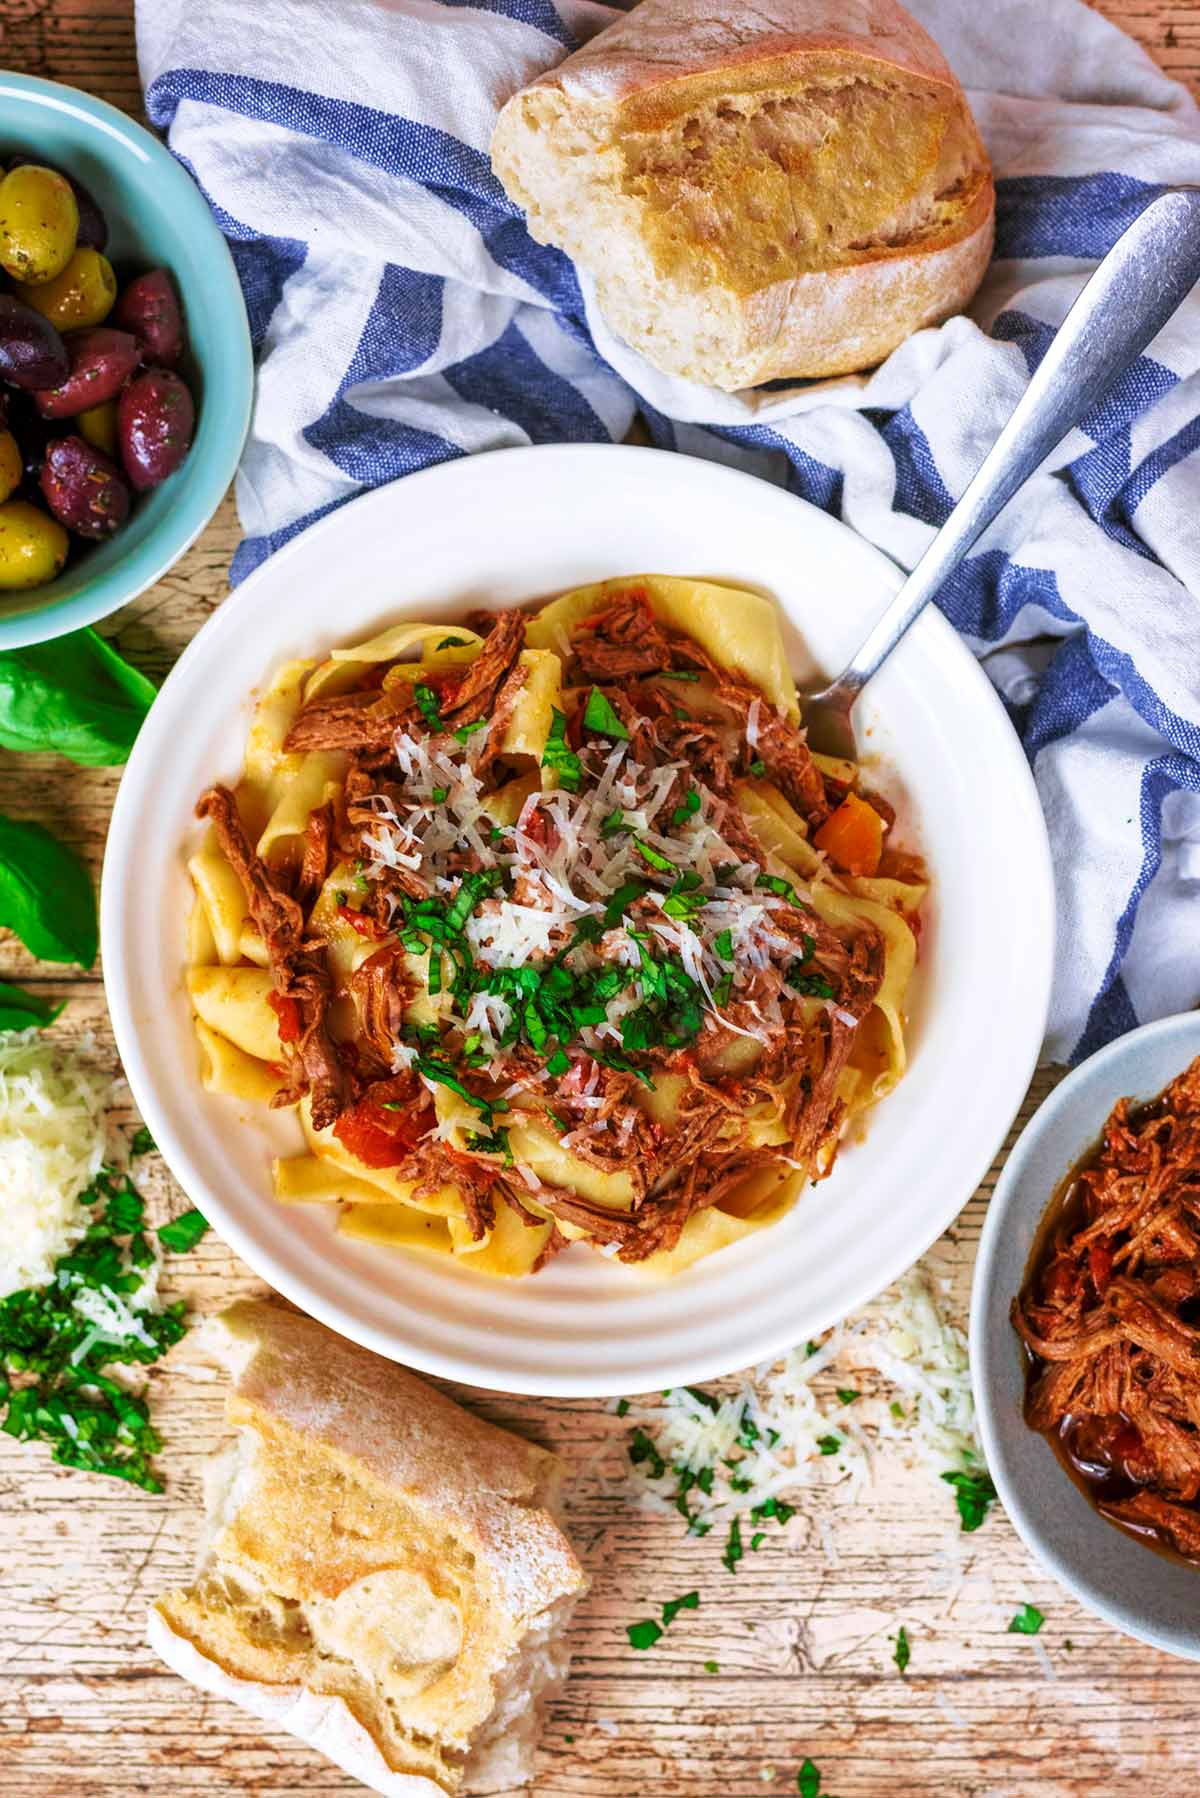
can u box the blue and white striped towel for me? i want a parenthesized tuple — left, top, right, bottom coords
(138, 0, 1200, 1065)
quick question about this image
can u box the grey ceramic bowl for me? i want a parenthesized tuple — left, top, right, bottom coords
(971, 1009, 1200, 1658)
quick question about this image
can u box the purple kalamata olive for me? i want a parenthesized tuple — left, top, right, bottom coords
(33, 327, 141, 420)
(117, 367, 195, 492)
(39, 433, 131, 539)
(0, 295, 70, 391)
(113, 269, 184, 368)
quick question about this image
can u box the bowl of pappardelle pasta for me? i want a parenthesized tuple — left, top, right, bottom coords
(102, 444, 1054, 1395)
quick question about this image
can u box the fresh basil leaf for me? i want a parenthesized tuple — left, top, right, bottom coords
(129, 1125, 156, 1157)
(892, 1625, 911, 1673)
(798, 1760, 821, 1798)
(634, 839, 675, 874)
(661, 1590, 699, 1627)
(627, 1619, 662, 1651)
(583, 687, 629, 740)
(157, 1209, 210, 1254)
(1008, 1603, 1044, 1635)
(941, 1468, 998, 1532)
(0, 629, 155, 767)
(541, 708, 583, 792)
(0, 980, 64, 1031)
(0, 815, 97, 966)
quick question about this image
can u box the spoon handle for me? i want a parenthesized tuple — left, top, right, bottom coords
(827, 187, 1200, 706)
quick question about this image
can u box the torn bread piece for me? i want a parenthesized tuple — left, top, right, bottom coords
(491, 0, 994, 389)
(148, 1300, 587, 1795)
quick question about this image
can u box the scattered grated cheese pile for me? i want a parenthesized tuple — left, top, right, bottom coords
(620, 1264, 986, 1543)
(0, 1030, 110, 1298)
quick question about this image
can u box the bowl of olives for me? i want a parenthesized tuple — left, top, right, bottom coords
(0, 73, 253, 646)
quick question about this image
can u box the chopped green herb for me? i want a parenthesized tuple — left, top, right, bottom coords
(713, 928, 734, 962)
(658, 669, 701, 682)
(427, 948, 443, 996)
(129, 1125, 156, 1158)
(430, 786, 449, 804)
(661, 1591, 699, 1627)
(712, 973, 733, 1006)
(1008, 1603, 1044, 1636)
(583, 687, 629, 740)
(751, 1531, 765, 1552)
(628, 1427, 666, 1481)
(627, 1620, 663, 1651)
(892, 1626, 911, 1674)
(545, 1047, 570, 1077)
(798, 1760, 821, 1798)
(444, 868, 502, 934)
(489, 825, 505, 846)
(465, 1127, 513, 1166)
(787, 966, 836, 1000)
(684, 1385, 719, 1412)
(415, 1058, 496, 1119)
(600, 808, 626, 836)
(603, 878, 647, 928)
(670, 789, 701, 827)
(414, 684, 444, 732)
(836, 1388, 860, 1406)
(563, 1734, 575, 1744)
(756, 871, 802, 904)
(1065, 1639, 1074, 1653)
(889, 1400, 906, 1420)
(454, 718, 487, 746)
(816, 1434, 841, 1457)
(806, 1340, 821, 1357)
(941, 1468, 998, 1533)
(615, 1398, 630, 1418)
(722, 1517, 744, 1574)
(436, 635, 469, 649)
(541, 708, 583, 792)
(749, 757, 767, 777)
(704, 1660, 719, 1674)
(634, 839, 676, 875)
(156, 1209, 209, 1254)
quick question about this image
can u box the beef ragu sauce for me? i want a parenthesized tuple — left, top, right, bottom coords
(1011, 1057, 1200, 1568)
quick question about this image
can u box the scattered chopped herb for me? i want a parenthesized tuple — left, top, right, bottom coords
(659, 669, 701, 682)
(415, 1057, 496, 1119)
(892, 1626, 911, 1674)
(453, 718, 487, 746)
(749, 757, 767, 777)
(427, 948, 443, 995)
(787, 966, 836, 1000)
(489, 824, 505, 846)
(798, 1760, 821, 1798)
(563, 1734, 575, 1744)
(615, 1398, 630, 1418)
(600, 808, 626, 836)
(722, 1517, 744, 1573)
(713, 928, 734, 962)
(751, 1531, 765, 1551)
(414, 684, 444, 731)
(583, 687, 629, 740)
(430, 786, 449, 804)
(156, 1209, 209, 1254)
(634, 839, 676, 874)
(444, 868, 502, 934)
(836, 1388, 860, 1406)
(544, 1107, 569, 1130)
(712, 973, 733, 1006)
(806, 1340, 821, 1357)
(436, 635, 468, 649)
(941, 1468, 998, 1533)
(685, 1385, 719, 1412)
(628, 1427, 666, 1481)
(545, 1047, 570, 1077)
(704, 1660, 719, 1674)
(889, 1400, 906, 1420)
(670, 789, 701, 827)
(129, 1125, 155, 1157)
(661, 1591, 699, 1627)
(816, 1434, 841, 1456)
(627, 1619, 663, 1651)
(1008, 1603, 1045, 1636)
(541, 708, 583, 791)
(465, 1127, 513, 1166)
(1065, 1639, 1074, 1653)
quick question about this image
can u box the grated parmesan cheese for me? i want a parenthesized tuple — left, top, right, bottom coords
(0, 1031, 110, 1297)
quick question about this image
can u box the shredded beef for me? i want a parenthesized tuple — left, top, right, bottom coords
(295, 801, 334, 909)
(349, 945, 408, 1065)
(283, 690, 408, 756)
(573, 592, 675, 679)
(441, 609, 525, 727)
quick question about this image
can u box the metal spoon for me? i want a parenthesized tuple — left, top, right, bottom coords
(800, 187, 1200, 760)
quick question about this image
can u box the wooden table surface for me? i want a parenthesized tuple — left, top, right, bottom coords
(2, 4, 1199, 1795)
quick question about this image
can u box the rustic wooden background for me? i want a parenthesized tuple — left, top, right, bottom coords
(2, 3, 1199, 1795)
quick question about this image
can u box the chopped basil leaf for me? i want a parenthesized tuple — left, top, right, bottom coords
(670, 789, 701, 827)
(685, 1385, 719, 1412)
(465, 1127, 513, 1166)
(836, 1388, 860, 1406)
(129, 1125, 155, 1157)
(1008, 1603, 1044, 1635)
(600, 808, 626, 836)
(749, 757, 767, 777)
(798, 1760, 821, 1798)
(431, 786, 448, 804)
(787, 966, 836, 1000)
(544, 1107, 569, 1130)
(659, 668, 701, 682)
(704, 1660, 719, 1674)
(541, 708, 583, 791)
(602, 878, 646, 928)
(712, 973, 733, 1007)
(634, 839, 676, 874)
(941, 1468, 998, 1533)
(415, 1058, 494, 1118)
(713, 928, 734, 962)
(583, 687, 629, 740)
(627, 1619, 662, 1651)
(453, 718, 487, 745)
(437, 635, 469, 649)
(156, 1209, 209, 1254)
(722, 1516, 744, 1574)
(756, 871, 802, 904)
(816, 1434, 841, 1456)
(890, 1399, 906, 1420)
(545, 1047, 570, 1076)
(615, 1398, 630, 1417)
(750, 1531, 765, 1551)
(414, 684, 444, 731)
(892, 1626, 911, 1674)
(628, 1427, 666, 1481)
(661, 1591, 699, 1627)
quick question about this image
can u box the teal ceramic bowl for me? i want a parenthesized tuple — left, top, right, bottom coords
(0, 73, 252, 646)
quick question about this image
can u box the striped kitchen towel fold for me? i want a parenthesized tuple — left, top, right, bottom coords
(137, 0, 1200, 1064)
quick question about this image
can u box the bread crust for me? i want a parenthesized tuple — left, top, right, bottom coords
(491, 0, 995, 388)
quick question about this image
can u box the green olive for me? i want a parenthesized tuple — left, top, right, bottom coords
(78, 398, 119, 459)
(0, 164, 79, 285)
(0, 500, 69, 589)
(14, 247, 116, 330)
(0, 431, 21, 505)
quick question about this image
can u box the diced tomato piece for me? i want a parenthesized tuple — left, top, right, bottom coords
(332, 1073, 426, 1168)
(520, 804, 558, 853)
(267, 989, 301, 1045)
(338, 904, 386, 939)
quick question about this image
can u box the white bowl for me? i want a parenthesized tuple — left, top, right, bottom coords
(971, 1010, 1200, 1658)
(102, 444, 1053, 1396)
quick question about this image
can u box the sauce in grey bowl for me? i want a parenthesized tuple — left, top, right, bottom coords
(970, 1009, 1200, 1658)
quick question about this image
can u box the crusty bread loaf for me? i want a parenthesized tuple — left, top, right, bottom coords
(148, 1301, 587, 1796)
(491, 0, 994, 390)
